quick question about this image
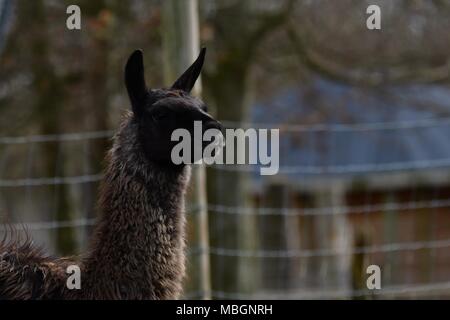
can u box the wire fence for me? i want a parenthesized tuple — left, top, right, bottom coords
(1, 119, 450, 299)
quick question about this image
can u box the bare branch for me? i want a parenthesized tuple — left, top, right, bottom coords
(287, 23, 450, 85)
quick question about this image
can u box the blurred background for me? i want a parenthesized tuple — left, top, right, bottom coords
(1, 0, 450, 299)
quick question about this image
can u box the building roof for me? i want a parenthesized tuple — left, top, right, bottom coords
(249, 77, 450, 181)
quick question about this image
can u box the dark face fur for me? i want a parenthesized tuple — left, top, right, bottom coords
(125, 48, 222, 165)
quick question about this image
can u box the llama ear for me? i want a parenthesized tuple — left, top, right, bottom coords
(125, 49, 148, 115)
(171, 47, 206, 93)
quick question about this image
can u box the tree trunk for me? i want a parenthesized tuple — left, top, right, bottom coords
(162, 0, 211, 299)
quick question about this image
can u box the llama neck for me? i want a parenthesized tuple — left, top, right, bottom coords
(82, 117, 190, 299)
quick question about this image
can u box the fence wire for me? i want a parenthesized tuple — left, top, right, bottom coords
(1, 121, 450, 299)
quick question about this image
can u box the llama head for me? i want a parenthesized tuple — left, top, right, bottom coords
(125, 48, 222, 166)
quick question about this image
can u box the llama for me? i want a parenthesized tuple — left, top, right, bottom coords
(0, 48, 222, 299)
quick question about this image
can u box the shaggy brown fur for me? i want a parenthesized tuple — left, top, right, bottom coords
(0, 115, 190, 300)
(0, 48, 220, 299)
(79, 114, 191, 299)
(0, 229, 74, 299)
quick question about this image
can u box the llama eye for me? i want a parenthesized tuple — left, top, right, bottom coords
(152, 111, 169, 121)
